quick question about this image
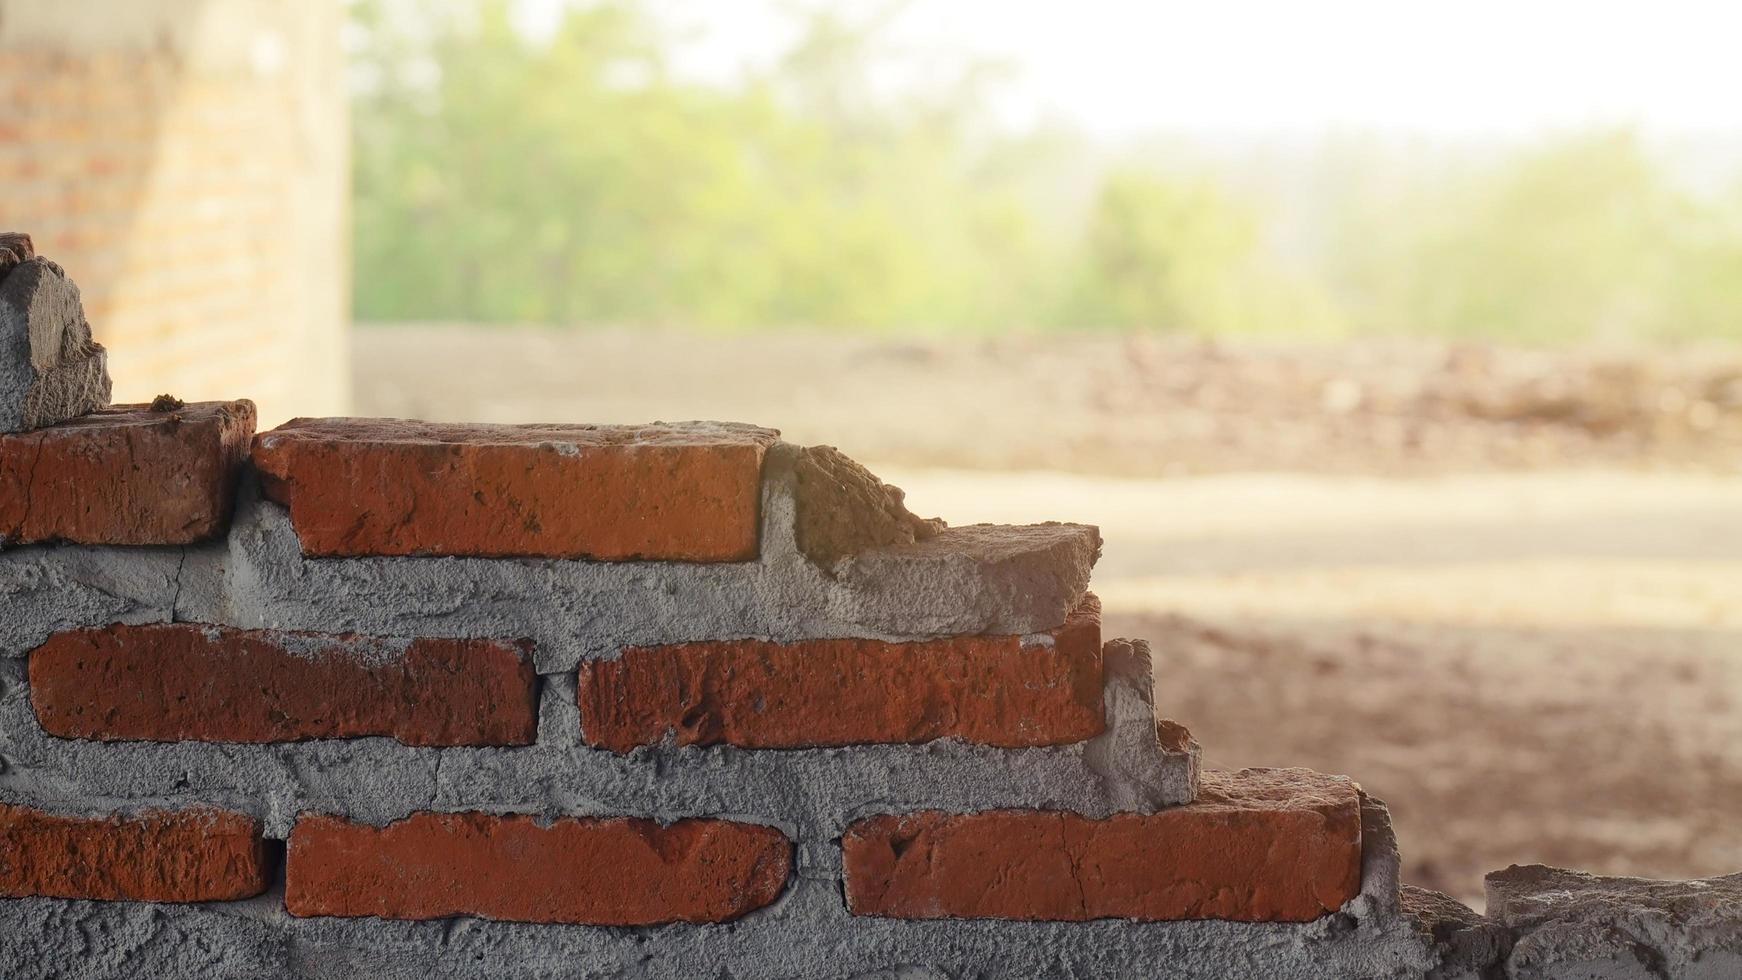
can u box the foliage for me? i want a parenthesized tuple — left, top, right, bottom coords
(349, 0, 1742, 341)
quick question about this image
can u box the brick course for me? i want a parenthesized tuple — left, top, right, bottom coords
(0, 804, 267, 902)
(29, 623, 538, 746)
(841, 768, 1363, 922)
(251, 418, 777, 560)
(285, 812, 791, 924)
(579, 595, 1104, 751)
(0, 400, 253, 546)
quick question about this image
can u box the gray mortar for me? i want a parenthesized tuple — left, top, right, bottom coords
(1, 443, 1099, 669)
(0, 256, 112, 434)
(0, 429, 1493, 978)
(0, 640, 1195, 844)
(0, 542, 185, 651)
(1400, 886, 1510, 980)
(0, 793, 1444, 980)
(1487, 865, 1742, 980)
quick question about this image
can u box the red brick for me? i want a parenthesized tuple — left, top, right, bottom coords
(250, 419, 777, 560)
(0, 804, 267, 902)
(29, 623, 537, 747)
(0, 400, 253, 546)
(579, 595, 1104, 752)
(285, 812, 791, 924)
(841, 768, 1363, 922)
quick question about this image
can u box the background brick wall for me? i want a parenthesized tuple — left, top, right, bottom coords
(0, 0, 347, 423)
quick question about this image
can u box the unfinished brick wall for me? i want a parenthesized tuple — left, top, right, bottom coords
(0, 0, 347, 424)
(1, 248, 1736, 979)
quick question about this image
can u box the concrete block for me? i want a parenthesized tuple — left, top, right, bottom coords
(0, 251, 111, 434)
(1488, 864, 1742, 980)
(1399, 885, 1511, 979)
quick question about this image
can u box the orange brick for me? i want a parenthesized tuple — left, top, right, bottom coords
(0, 401, 254, 546)
(0, 804, 268, 902)
(286, 813, 791, 924)
(580, 595, 1104, 751)
(252, 419, 777, 560)
(842, 769, 1363, 923)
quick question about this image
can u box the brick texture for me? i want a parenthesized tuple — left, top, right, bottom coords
(0, 400, 253, 546)
(579, 595, 1104, 752)
(0, 6, 349, 425)
(29, 623, 537, 747)
(252, 419, 778, 560)
(285, 812, 791, 924)
(841, 768, 1363, 923)
(0, 804, 267, 902)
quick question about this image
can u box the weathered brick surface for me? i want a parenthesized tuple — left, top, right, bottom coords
(0, 400, 254, 546)
(29, 624, 537, 746)
(285, 812, 791, 924)
(841, 768, 1363, 922)
(0, 804, 267, 902)
(252, 419, 778, 560)
(579, 595, 1104, 752)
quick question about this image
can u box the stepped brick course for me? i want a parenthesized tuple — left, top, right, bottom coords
(0, 400, 254, 546)
(251, 418, 778, 560)
(0, 804, 267, 902)
(0, 231, 1715, 979)
(284, 812, 791, 925)
(29, 624, 538, 746)
(579, 594, 1104, 751)
(841, 768, 1363, 923)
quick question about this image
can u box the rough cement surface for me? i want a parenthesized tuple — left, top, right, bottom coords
(0, 255, 111, 433)
(1487, 865, 1742, 980)
(0, 233, 32, 277)
(792, 444, 943, 568)
(0, 641, 1194, 843)
(1400, 885, 1510, 980)
(0, 543, 184, 654)
(0, 794, 1443, 980)
(1, 443, 1099, 668)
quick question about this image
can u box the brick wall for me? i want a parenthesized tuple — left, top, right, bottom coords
(0, 262, 1734, 976)
(0, 0, 347, 424)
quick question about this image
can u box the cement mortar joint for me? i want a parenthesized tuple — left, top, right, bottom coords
(2, 443, 1100, 670)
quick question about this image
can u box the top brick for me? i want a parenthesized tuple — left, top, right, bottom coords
(252, 419, 779, 560)
(1, 400, 255, 547)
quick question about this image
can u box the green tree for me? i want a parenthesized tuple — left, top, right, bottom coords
(1367, 131, 1694, 340)
(1064, 168, 1340, 335)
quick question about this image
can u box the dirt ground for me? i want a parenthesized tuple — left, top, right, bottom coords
(355, 325, 1742, 907)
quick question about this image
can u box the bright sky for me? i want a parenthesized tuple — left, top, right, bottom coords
(623, 0, 1742, 138)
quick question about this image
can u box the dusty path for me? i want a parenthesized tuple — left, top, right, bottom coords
(355, 326, 1742, 907)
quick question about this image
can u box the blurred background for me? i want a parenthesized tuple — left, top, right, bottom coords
(4, 0, 1740, 905)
